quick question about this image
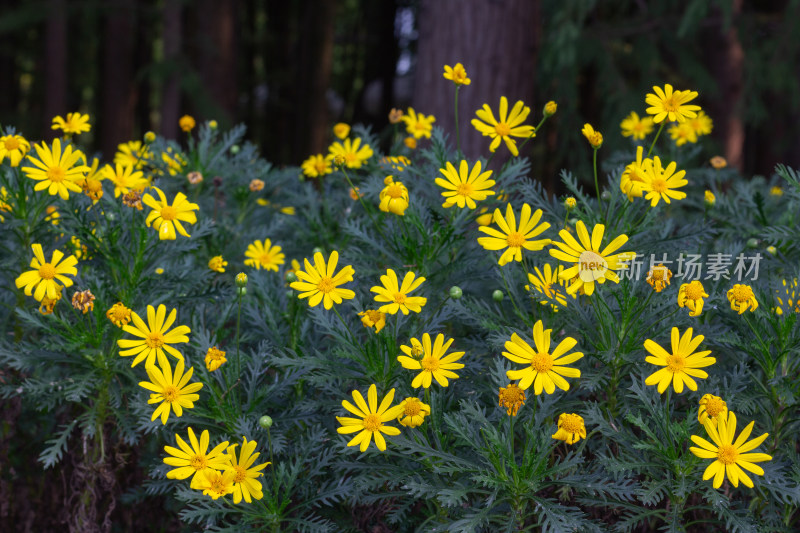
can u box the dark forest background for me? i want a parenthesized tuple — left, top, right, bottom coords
(1, 0, 800, 185)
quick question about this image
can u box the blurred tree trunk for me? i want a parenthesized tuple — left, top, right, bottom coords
(706, 0, 744, 172)
(413, 0, 540, 164)
(160, 1, 182, 139)
(43, 0, 67, 139)
(100, 0, 138, 156)
(196, 0, 238, 123)
(299, 0, 337, 155)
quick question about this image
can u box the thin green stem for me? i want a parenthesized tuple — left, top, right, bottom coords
(647, 122, 666, 157)
(592, 147, 602, 218)
(454, 86, 462, 159)
(235, 292, 242, 404)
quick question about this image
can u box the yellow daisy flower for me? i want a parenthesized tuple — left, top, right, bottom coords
(477, 203, 551, 266)
(117, 304, 191, 368)
(688, 110, 713, 136)
(548, 221, 634, 296)
(0, 134, 31, 166)
(471, 96, 535, 156)
(327, 137, 373, 169)
(22, 139, 90, 200)
(668, 122, 698, 146)
(138, 352, 203, 425)
(644, 327, 715, 394)
(620, 146, 652, 201)
(244, 239, 285, 271)
(208, 255, 227, 273)
(727, 284, 758, 314)
(370, 269, 427, 315)
(396, 397, 431, 428)
(333, 123, 350, 139)
(358, 309, 386, 333)
(225, 437, 271, 503)
(379, 176, 409, 216)
(161, 149, 187, 175)
(114, 140, 149, 169)
(710, 156, 727, 169)
(435, 160, 495, 209)
(498, 383, 526, 416)
(698, 394, 728, 426)
(402, 108, 436, 139)
(552, 413, 587, 444)
(581, 123, 603, 148)
(198, 470, 236, 500)
(51, 112, 91, 135)
(101, 163, 148, 198)
(142, 187, 199, 240)
(106, 302, 132, 327)
(645, 84, 701, 123)
(443, 63, 471, 85)
(689, 411, 771, 489)
(678, 280, 709, 317)
(502, 320, 583, 394)
(646, 264, 673, 292)
(301, 154, 332, 178)
(205, 346, 227, 371)
(15, 244, 78, 302)
(620, 111, 654, 140)
(289, 250, 356, 309)
(179, 115, 196, 132)
(398, 333, 465, 388)
(336, 384, 404, 452)
(163, 427, 230, 489)
(525, 264, 571, 310)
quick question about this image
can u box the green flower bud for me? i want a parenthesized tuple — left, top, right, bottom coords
(237, 287, 247, 297)
(312, 247, 324, 255)
(208, 120, 218, 130)
(746, 238, 759, 249)
(259, 415, 273, 429)
(285, 271, 298, 283)
(766, 245, 777, 255)
(601, 190, 611, 201)
(143, 131, 156, 143)
(235, 272, 248, 287)
(492, 290, 504, 302)
(230, 144, 240, 154)
(449, 286, 463, 299)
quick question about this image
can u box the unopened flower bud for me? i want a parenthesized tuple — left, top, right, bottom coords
(312, 247, 324, 255)
(230, 145, 240, 154)
(564, 197, 576, 210)
(492, 290, 504, 302)
(746, 238, 759, 249)
(235, 272, 248, 287)
(259, 415, 273, 429)
(601, 190, 611, 201)
(208, 120, 218, 129)
(237, 287, 247, 296)
(449, 286, 463, 299)
(143, 131, 156, 143)
(543, 101, 557, 117)
(766, 245, 777, 255)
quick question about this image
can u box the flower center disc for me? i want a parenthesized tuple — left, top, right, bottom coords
(650, 178, 668, 193)
(362, 414, 381, 432)
(530, 352, 553, 373)
(666, 354, 685, 372)
(495, 122, 511, 137)
(560, 415, 583, 433)
(163, 385, 179, 402)
(5, 138, 20, 150)
(578, 251, 608, 282)
(506, 231, 525, 247)
(344, 152, 357, 164)
(146, 331, 165, 349)
(684, 282, 704, 300)
(717, 444, 739, 465)
(160, 205, 178, 220)
(663, 97, 678, 112)
(393, 292, 407, 304)
(404, 400, 421, 417)
(233, 465, 247, 483)
(317, 277, 335, 293)
(46, 167, 66, 183)
(456, 183, 473, 197)
(421, 356, 440, 372)
(38, 262, 56, 280)
(731, 286, 750, 302)
(705, 398, 725, 417)
(190, 455, 207, 470)
(386, 184, 404, 198)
